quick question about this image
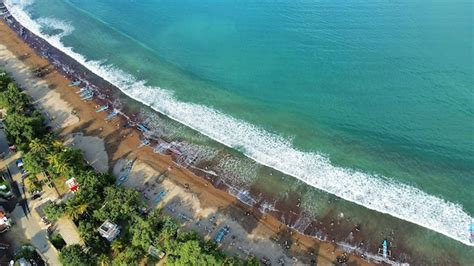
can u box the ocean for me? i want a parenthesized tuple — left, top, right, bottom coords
(4, 0, 473, 263)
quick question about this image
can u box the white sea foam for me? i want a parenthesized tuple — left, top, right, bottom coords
(5, 0, 473, 246)
(36, 17, 74, 38)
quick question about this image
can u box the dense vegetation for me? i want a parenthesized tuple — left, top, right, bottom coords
(13, 245, 45, 266)
(1, 69, 258, 266)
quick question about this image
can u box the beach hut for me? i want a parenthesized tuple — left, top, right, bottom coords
(65, 177, 79, 193)
(98, 220, 121, 242)
(148, 245, 165, 259)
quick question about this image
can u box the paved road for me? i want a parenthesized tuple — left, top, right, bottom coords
(0, 127, 60, 265)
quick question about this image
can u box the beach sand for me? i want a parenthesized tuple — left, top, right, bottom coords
(0, 19, 371, 265)
(65, 132, 109, 173)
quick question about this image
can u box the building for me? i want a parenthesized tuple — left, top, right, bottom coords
(148, 245, 165, 259)
(97, 220, 120, 242)
(0, 207, 11, 233)
(65, 177, 79, 193)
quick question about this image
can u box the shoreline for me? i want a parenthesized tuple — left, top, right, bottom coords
(0, 11, 376, 266)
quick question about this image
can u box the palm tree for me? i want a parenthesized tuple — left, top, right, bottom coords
(29, 138, 48, 154)
(46, 153, 60, 169)
(111, 239, 125, 256)
(47, 153, 70, 175)
(51, 139, 65, 152)
(64, 200, 88, 220)
(97, 254, 110, 266)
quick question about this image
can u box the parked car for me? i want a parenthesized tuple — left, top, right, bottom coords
(16, 158, 23, 168)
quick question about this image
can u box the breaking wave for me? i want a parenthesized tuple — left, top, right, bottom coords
(5, 0, 473, 246)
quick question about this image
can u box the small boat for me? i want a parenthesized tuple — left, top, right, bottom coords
(76, 87, 88, 93)
(116, 160, 134, 186)
(153, 142, 170, 154)
(154, 190, 167, 203)
(79, 89, 93, 96)
(68, 80, 81, 87)
(142, 138, 150, 146)
(139, 138, 150, 147)
(105, 110, 119, 121)
(80, 91, 93, 98)
(81, 93, 94, 100)
(137, 123, 150, 132)
(96, 105, 109, 112)
(116, 172, 129, 186)
(77, 87, 91, 94)
(378, 239, 391, 259)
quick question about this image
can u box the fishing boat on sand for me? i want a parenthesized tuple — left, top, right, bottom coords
(81, 92, 94, 100)
(105, 110, 119, 121)
(137, 123, 150, 132)
(79, 89, 93, 96)
(96, 105, 109, 112)
(68, 80, 81, 87)
(154, 190, 167, 203)
(378, 239, 391, 258)
(76, 87, 90, 94)
(116, 160, 134, 186)
(139, 137, 150, 148)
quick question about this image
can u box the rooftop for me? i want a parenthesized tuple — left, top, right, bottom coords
(98, 220, 120, 242)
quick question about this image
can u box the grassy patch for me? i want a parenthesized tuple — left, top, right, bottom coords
(53, 175, 69, 196)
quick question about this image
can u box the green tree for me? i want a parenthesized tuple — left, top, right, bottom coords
(0, 71, 13, 92)
(110, 238, 126, 257)
(0, 83, 30, 113)
(111, 246, 143, 266)
(50, 139, 65, 152)
(244, 256, 260, 266)
(43, 202, 66, 221)
(222, 256, 243, 266)
(29, 138, 49, 154)
(78, 220, 110, 256)
(4, 111, 46, 150)
(74, 171, 114, 209)
(47, 152, 66, 175)
(64, 198, 88, 220)
(24, 176, 42, 193)
(129, 212, 163, 250)
(59, 244, 94, 266)
(167, 240, 223, 266)
(23, 149, 48, 175)
(46, 148, 84, 177)
(98, 253, 111, 266)
(158, 216, 179, 242)
(93, 187, 144, 223)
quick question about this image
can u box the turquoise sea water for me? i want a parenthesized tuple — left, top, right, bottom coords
(46, 0, 474, 209)
(5, 0, 473, 262)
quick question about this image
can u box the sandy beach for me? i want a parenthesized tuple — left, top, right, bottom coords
(0, 17, 373, 265)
